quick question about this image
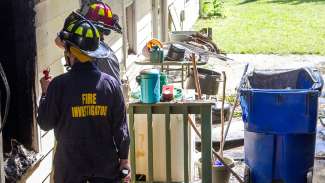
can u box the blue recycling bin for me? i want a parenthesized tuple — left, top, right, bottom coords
(240, 68, 323, 183)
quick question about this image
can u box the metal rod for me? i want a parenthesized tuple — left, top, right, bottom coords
(191, 53, 202, 99)
(187, 60, 244, 182)
(187, 117, 244, 183)
(222, 64, 249, 151)
(219, 71, 226, 158)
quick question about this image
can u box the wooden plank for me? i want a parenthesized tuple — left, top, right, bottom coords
(129, 103, 214, 115)
(183, 111, 189, 183)
(0, 133, 5, 183)
(164, 106, 171, 183)
(200, 105, 212, 183)
(129, 106, 137, 183)
(19, 150, 54, 183)
(128, 102, 214, 182)
(147, 107, 154, 183)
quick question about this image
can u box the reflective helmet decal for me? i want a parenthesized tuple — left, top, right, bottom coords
(107, 9, 112, 18)
(86, 29, 94, 38)
(75, 27, 84, 36)
(67, 23, 75, 32)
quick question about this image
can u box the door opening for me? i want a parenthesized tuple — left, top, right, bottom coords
(0, 0, 38, 153)
(126, 2, 136, 54)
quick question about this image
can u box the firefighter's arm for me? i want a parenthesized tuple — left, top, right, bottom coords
(37, 77, 59, 131)
(112, 80, 130, 159)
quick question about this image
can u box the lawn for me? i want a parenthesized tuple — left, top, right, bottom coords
(194, 0, 325, 55)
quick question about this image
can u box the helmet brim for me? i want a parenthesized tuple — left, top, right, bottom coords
(93, 21, 122, 34)
(66, 40, 109, 59)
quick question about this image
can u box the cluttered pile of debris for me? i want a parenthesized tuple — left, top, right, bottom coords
(4, 140, 38, 183)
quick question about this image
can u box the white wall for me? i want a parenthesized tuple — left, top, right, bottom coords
(167, 0, 200, 31)
(33, 0, 82, 182)
(135, 0, 153, 53)
(183, 0, 200, 30)
(31, 0, 199, 181)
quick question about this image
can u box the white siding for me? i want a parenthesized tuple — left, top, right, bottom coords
(135, 0, 153, 54)
(32, 0, 81, 182)
(30, 0, 199, 181)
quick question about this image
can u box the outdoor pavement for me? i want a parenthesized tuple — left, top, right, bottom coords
(204, 54, 325, 93)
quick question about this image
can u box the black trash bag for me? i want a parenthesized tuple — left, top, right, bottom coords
(4, 139, 38, 183)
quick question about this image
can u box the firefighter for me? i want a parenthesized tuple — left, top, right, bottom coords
(38, 19, 130, 183)
(55, 1, 122, 84)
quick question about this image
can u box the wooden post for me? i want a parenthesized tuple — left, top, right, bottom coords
(0, 133, 5, 183)
(191, 53, 202, 99)
(183, 111, 189, 183)
(164, 106, 171, 183)
(147, 107, 154, 183)
(200, 105, 212, 183)
(129, 106, 136, 183)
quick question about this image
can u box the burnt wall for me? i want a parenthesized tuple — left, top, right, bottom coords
(0, 0, 36, 152)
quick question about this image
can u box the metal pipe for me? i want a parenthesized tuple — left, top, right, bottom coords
(219, 71, 226, 158)
(222, 64, 249, 151)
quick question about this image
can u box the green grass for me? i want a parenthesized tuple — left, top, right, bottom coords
(195, 0, 325, 55)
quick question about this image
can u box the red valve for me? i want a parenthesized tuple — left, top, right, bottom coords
(43, 69, 50, 80)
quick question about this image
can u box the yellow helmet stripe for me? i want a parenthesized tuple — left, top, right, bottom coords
(90, 4, 97, 10)
(67, 23, 75, 32)
(107, 10, 112, 18)
(98, 8, 105, 16)
(75, 27, 84, 35)
(86, 29, 94, 38)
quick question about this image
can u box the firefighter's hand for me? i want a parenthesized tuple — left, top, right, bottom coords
(120, 159, 131, 183)
(40, 76, 52, 94)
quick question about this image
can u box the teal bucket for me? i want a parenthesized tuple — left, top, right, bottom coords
(139, 69, 160, 103)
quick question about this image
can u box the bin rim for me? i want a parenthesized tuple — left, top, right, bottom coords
(239, 67, 324, 94)
(240, 88, 320, 93)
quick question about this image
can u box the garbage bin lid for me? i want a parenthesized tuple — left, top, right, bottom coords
(140, 69, 160, 79)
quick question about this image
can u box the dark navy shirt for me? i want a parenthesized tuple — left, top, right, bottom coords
(37, 62, 129, 182)
(94, 43, 121, 85)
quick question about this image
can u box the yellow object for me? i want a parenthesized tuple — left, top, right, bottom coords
(98, 8, 105, 16)
(86, 29, 94, 38)
(67, 23, 75, 32)
(70, 46, 92, 62)
(75, 27, 84, 36)
(107, 10, 112, 18)
(146, 39, 163, 50)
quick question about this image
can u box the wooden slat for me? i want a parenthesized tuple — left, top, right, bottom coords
(128, 102, 213, 183)
(0, 130, 5, 183)
(200, 106, 212, 183)
(129, 106, 137, 183)
(147, 107, 154, 183)
(164, 106, 171, 183)
(129, 102, 214, 115)
(183, 110, 189, 183)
